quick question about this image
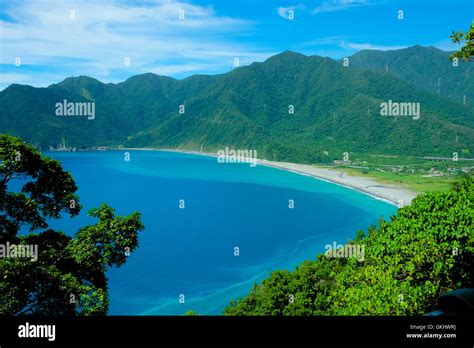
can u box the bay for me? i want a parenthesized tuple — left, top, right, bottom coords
(46, 150, 396, 315)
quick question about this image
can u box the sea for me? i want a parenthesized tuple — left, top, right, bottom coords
(45, 150, 397, 315)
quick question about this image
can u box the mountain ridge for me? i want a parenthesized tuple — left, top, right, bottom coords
(1, 45, 473, 163)
(0, 45, 462, 91)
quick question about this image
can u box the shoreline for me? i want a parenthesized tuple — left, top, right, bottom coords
(115, 147, 419, 207)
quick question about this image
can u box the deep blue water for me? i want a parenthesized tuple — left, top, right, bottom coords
(44, 150, 396, 315)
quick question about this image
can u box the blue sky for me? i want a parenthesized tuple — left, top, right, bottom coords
(0, 0, 472, 89)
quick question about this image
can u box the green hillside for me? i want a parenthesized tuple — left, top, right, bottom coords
(0, 46, 473, 163)
(349, 45, 473, 103)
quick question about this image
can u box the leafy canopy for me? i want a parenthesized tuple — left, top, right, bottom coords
(0, 135, 144, 315)
(450, 21, 474, 62)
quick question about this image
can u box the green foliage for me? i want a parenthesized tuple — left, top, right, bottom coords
(450, 21, 474, 62)
(68, 204, 143, 270)
(0, 135, 145, 315)
(225, 177, 473, 316)
(350, 45, 473, 103)
(0, 134, 80, 239)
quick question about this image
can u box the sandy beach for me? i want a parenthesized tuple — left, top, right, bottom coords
(257, 159, 418, 207)
(118, 147, 419, 207)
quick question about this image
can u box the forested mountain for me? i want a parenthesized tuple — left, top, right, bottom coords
(349, 45, 473, 102)
(1, 46, 473, 163)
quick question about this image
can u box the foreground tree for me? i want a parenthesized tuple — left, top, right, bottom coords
(450, 21, 474, 62)
(0, 135, 144, 315)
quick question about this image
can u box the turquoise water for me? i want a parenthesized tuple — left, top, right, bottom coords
(46, 150, 396, 315)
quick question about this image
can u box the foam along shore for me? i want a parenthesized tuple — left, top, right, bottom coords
(118, 148, 419, 207)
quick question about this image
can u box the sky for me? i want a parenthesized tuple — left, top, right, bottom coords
(0, 0, 472, 89)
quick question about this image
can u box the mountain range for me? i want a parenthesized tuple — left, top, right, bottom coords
(1, 45, 473, 163)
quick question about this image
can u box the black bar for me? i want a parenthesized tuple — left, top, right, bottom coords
(0, 316, 473, 346)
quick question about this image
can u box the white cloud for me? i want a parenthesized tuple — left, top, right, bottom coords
(339, 40, 408, 51)
(301, 35, 346, 46)
(312, 0, 372, 14)
(0, 0, 273, 87)
(277, 4, 305, 20)
(0, 73, 30, 84)
(150, 63, 217, 76)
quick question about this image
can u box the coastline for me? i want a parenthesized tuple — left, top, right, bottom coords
(116, 147, 419, 207)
